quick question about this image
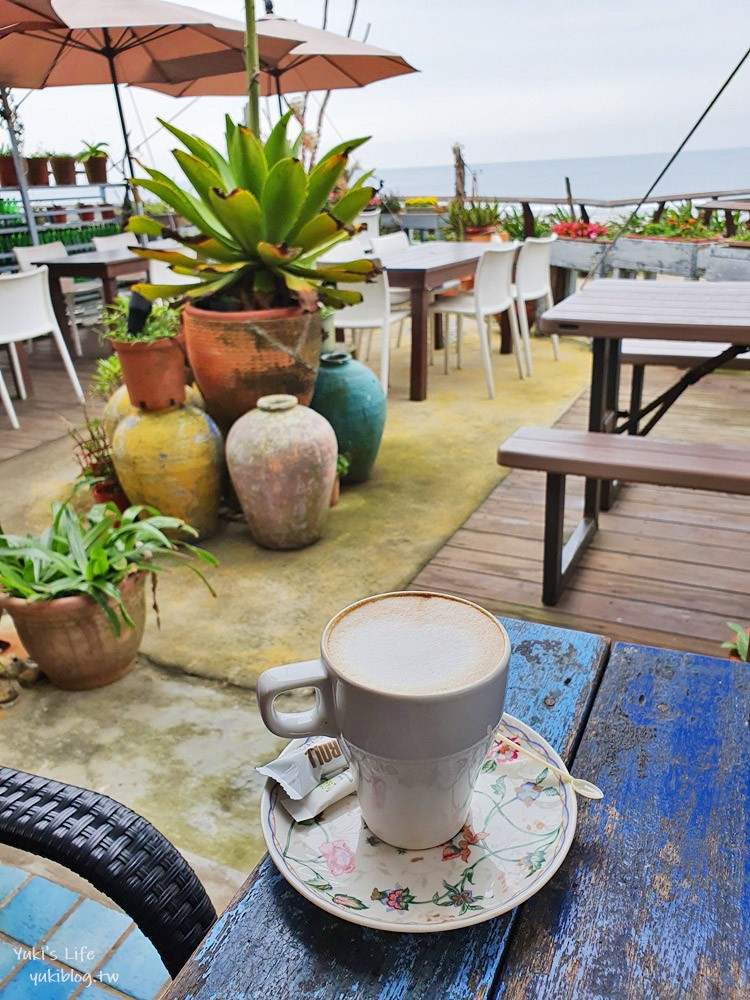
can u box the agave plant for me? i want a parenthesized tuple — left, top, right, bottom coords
(126, 111, 379, 312)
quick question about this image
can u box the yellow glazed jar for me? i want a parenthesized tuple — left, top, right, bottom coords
(104, 384, 205, 442)
(112, 405, 223, 539)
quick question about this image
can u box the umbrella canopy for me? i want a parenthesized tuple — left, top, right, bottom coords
(139, 14, 418, 98)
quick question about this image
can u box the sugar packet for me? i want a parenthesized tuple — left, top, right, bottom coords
(257, 736, 347, 800)
(279, 769, 357, 823)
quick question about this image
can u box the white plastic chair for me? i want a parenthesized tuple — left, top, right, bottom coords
(513, 235, 560, 376)
(0, 268, 85, 429)
(332, 259, 410, 393)
(146, 239, 198, 287)
(370, 232, 411, 308)
(428, 244, 524, 398)
(14, 242, 101, 357)
(92, 233, 147, 285)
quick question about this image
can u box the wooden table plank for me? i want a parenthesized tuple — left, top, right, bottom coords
(495, 642, 749, 1000)
(167, 619, 610, 1000)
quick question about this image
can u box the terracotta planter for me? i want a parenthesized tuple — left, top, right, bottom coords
(26, 158, 50, 186)
(99, 203, 116, 220)
(83, 156, 108, 184)
(624, 234, 721, 244)
(77, 203, 95, 222)
(112, 405, 224, 540)
(0, 572, 147, 690)
(226, 394, 337, 550)
(182, 303, 322, 432)
(464, 226, 497, 242)
(91, 479, 130, 513)
(50, 156, 77, 186)
(0, 156, 22, 187)
(111, 337, 187, 412)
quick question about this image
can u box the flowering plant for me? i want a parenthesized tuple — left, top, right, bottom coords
(553, 220, 609, 240)
(365, 194, 382, 210)
(404, 196, 438, 209)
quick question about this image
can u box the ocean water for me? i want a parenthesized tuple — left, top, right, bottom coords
(377, 146, 750, 203)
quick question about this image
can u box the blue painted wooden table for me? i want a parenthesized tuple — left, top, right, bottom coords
(167, 625, 749, 1000)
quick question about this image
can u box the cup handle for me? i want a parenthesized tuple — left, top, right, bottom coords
(256, 659, 338, 739)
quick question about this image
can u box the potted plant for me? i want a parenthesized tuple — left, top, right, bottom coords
(25, 152, 50, 186)
(49, 151, 77, 186)
(69, 414, 130, 512)
(553, 219, 610, 242)
(721, 622, 749, 662)
(404, 196, 438, 214)
(78, 141, 109, 184)
(0, 498, 217, 690)
(77, 201, 96, 222)
(628, 203, 721, 243)
(124, 111, 378, 431)
(103, 296, 186, 411)
(444, 200, 501, 241)
(0, 144, 23, 187)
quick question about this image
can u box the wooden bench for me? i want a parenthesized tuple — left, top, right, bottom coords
(498, 427, 750, 605)
(621, 338, 750, 433)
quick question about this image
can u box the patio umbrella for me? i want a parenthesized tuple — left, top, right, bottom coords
(139, 13, 418, 107)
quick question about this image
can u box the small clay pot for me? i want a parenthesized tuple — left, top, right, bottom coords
(0, 572, 147, 690)
(26, 158, 50, 186)
(112, 337, 187, 412)
(50, 156, 77, 186)
(91, 479, 130, 513)
(0, 155, 22, 187)
(84, 156, 107, 184)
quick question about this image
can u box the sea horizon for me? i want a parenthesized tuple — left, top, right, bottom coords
(376, 145, 750, 203)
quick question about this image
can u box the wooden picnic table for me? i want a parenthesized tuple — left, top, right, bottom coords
(43, 249, 146, 353)
(376, 242, 487, 400)
(167, 619, 748, 999)
(540, 278, 750, 507)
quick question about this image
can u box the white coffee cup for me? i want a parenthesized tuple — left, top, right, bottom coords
(256, 591, 510, 849)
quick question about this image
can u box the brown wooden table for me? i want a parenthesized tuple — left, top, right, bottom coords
(376, 242, 487, 400)
(43, 250, 147, 352)
(540, 278, 750, 509)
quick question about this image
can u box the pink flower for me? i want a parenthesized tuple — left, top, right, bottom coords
(319, 839, 356, 876)
(489, 735, 520, 762)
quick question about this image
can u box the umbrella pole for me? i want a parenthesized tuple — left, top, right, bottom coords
(275, 74, 283, 116)
(101, 29, 143, 231)
(245, 0, 261, 137)
(0, 87, 39, 246)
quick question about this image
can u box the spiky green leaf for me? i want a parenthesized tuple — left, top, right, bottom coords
(125, 215, 164, 237)
(331, 186, 376, 225)
(229, 124, 268, 200)
(264, 109, 295, 168)
(206, 188, 264, 252)
(262, 158, 307, 243)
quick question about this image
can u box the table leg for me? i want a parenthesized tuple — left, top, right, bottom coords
(409, 288, 429, 401)
(49, 275, 75, 355)
(584, 338, 609, 519)
(102, 276, 120, 304)
(601, 338, 622, 509)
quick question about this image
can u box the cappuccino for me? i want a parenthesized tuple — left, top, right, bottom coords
(325, 593, 506, 696)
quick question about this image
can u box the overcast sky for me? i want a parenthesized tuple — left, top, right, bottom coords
(11, 0, 750, 184)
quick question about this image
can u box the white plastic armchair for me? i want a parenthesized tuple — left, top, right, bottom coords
(331, 259, 410, 393)
(13, 241, 101, 357)
(0, 268, 85, 429)
(429, 244, 524, 397)
(513, 235, 559, 375)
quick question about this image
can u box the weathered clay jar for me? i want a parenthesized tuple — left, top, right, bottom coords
(111, 337, 187, 412)
(310, 351, 387, 484)
(0, 572, 147, 690)
(112, 405, 224, 539)
(226, 394, 337, 550)
(182, 304, 322, 432)
(104, 383, 204, 442)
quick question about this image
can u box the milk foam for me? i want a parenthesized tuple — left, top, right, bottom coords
(326, 594, 505, 695)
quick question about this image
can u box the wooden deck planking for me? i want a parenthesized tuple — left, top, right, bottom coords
(411, 365, 750, 657)
(0, 331, 103, 460)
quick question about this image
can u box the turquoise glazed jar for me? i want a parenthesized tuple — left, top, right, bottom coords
(310, 351, 386, 484)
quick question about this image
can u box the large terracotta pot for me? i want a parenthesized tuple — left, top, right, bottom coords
(111, 337, 187, 412)
(226, 394, 337, 550)
(112, 405, 224, 540)
(182, 303, 322, 432)
(0, 572, 147, 690)
(103, 383, 204, 442)
(50, 156, 77, 186)
(310, 351, 387, 484)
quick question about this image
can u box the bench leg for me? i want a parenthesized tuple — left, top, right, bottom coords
(628, 364, 645, 435)
(543, 473, 599, 606)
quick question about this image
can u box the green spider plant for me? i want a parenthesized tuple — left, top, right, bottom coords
(125, 110, 379, 312)
(0, 499, 217, 636)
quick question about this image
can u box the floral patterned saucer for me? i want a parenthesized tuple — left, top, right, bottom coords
(260, 714, 577, 932)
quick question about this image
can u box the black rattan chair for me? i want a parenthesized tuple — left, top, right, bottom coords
(0, 767, 217, 978)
